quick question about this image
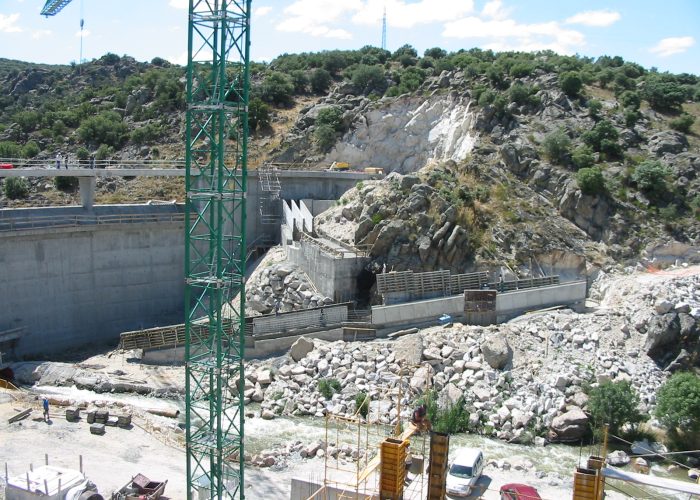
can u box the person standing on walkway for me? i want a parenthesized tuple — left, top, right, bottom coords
(90, 155, 95, 169)
(42, 396, 50, 422)
(55, 154, 61, 170)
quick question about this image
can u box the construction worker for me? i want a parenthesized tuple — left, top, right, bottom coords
(42, 396, 50, 422)
(411, 404, 431, 431)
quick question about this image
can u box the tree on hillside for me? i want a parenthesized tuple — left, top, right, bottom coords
(559, 71, 583, 98)
(248, 98, 271, 132)
(588, 380, 645, 436)
(260, 72, 294, 106)
(632, 160, 670, 202)
(310, 68, 331, 94)
(424, 47, 447, 59)
(542, 129, 571, 165)
(641, 76, 686, 112)
(655, 372, 700, 434)
(351, 65, 387, 95)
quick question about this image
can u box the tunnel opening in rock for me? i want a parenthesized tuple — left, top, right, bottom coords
(355, 268, 376, 308)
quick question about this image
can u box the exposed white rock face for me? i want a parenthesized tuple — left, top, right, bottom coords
(326, 95, 476, 174)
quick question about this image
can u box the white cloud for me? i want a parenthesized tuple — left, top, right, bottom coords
(443, 17, 584, 54)
(481, 0, 511, 20)
(352, 0, 475, 29)
(565, 9, 620, 27)
(75, 29, 90, 38)
(168, 0, 187, 9)
(277, 1, 361, 39)
(0, 13, 22, 33)
(32, 29, 52, 39)
(276, 0, 474, 39)
(168, 50, 188, 66)
(254, 6, 272, 17)
(650, 36, 695, 57)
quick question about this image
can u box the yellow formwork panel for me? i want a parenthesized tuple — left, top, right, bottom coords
(380, 438, 408, 500)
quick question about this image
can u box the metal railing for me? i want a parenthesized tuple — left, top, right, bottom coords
(0, 157, 185, 170)
(0, 212, 185, 232)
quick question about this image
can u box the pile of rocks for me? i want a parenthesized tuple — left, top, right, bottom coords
(241, 269, 699, 445)
(245, 263, 333, 316)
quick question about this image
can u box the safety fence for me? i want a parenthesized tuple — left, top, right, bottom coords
(377, 270, 490, 296)
(0, 212, 185, 233)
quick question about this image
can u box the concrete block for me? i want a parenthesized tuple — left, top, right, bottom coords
(65, 407, 80, 422)
(89, 423, 105, 435)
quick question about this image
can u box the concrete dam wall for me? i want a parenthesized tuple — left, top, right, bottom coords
(0, 205, 185, 357)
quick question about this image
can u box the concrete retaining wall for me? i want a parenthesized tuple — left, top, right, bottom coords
(287, 241, 369, 301)
(0, 206, 184, 357)
(290, 478, 378, 500)
(371, 281, 587, 328)
(142, 328, 343, 363)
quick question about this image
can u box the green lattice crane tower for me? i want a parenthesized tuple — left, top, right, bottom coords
(185, 1, 251, 499)
(39, 1, 251, 496)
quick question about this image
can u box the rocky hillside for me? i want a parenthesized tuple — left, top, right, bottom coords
(1, 48, 699, 272)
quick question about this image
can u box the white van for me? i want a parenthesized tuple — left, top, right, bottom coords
(446, 447, 485, 497)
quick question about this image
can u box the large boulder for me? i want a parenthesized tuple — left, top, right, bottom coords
(548, 407, 588, 442)
(480, 336, 512, 370)
(289, 337, 314, 362)
(645, 313, 681, 356)
(648, 131, 688, 156)
(393, 334, 423, 366)
(370, 220, 407, 256)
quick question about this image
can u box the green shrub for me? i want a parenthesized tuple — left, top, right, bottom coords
(632, 160, 670, 201)
(316, 106, 344, 131)
(78, 111, 128, 149)
(54, 176, 79, 191)
(619, 90, 641, 110)
(355, 392, 370, 418)
(75, 147, 89, 161)
(655, 372, 700, 434)
(22, 141, 40, 158)
(588, 380, 645, 436)
(318, 378, 341, 399)
(313, 124, 337, 152)
(418, 390, 470, 435)
(371, 213, 384, 225)
(572, 145, 595, 170)
(260, 72, 294, 106)
(95, 144, 112, 161)
(669, 113, 695, 134)
(509, 62, 533, 78)
(424, 47, 447, 59)
(3, 177, 29, 199)
(509, 83, 538, 106)
(396, 67, 426, 93)
(577, 167, 606, 195)
(289, 70, 309, 94)
(130, 123, 163, 144)
(582, 120, 620, 157)
(641, 76, 686, 112)
(587, 99, 602, 120)
(559, 71, 583, 97)
(0, 141, 22, 158)
(624, 110, 641, 128)
(310, 68, 332, 94)
(351, 64, 387, 95)
(13, 110, 41, 133)
(542, 129, 571, 165)
(248, 98, 271, 131)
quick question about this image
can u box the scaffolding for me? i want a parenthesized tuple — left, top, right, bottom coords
(306, 371, 430, 500)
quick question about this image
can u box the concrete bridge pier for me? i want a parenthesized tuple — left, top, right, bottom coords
(79, 177, 96, 209)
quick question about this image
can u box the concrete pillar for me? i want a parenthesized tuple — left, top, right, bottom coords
(78, 176, 96, 209)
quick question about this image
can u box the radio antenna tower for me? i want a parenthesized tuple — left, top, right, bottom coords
(381, 6, 387, 50)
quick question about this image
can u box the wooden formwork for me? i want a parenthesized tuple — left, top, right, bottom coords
(426, 432, 449, 500)
(379, 438, 408, 500)
(572, 467, 603, 500)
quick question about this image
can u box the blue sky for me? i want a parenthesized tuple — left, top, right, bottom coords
(0, 0, 698, 74)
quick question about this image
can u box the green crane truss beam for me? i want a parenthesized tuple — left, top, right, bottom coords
(185, 1, 250, 498)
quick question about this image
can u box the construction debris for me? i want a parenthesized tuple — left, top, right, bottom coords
(8, 407, 31, 423)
